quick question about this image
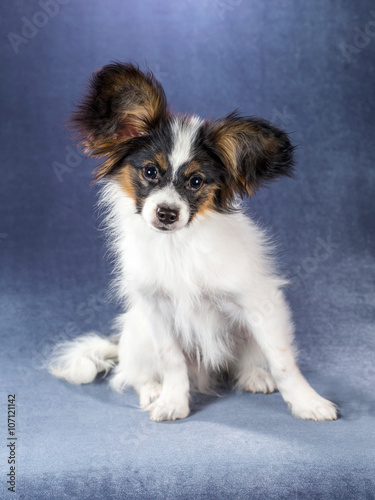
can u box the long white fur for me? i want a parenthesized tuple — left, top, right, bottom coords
(49, 118, 337, 422)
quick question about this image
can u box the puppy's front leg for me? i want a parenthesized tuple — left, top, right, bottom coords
(146, 309, 190, 422)
(242, 289, 337, 421)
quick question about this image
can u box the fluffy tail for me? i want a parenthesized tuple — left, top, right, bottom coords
(48, 333, 119, 384)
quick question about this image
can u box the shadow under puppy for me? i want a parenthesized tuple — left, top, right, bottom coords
(49, 63, 337, 422)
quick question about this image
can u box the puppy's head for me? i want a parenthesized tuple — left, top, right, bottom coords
(72, 63, 294, 232)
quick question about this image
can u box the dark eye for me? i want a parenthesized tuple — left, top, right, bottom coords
(188, 175, 204, 190)
(143, 165, 158, 181)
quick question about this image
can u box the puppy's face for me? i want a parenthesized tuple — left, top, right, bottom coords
(72, 63, 294, 231)
(116, 116, 230, 232)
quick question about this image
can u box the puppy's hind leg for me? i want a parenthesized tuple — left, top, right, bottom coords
(242, 286, 338, 421)
(234, 336, 277, 394)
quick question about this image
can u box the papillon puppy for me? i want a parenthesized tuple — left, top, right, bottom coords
(49, 63, 337, 422)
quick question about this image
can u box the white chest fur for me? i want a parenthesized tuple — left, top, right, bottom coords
(100, 180, 279, 368)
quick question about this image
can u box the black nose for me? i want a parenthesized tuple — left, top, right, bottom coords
(156, 206, 179, 225)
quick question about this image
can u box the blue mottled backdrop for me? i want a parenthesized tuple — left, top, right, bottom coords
(1, 1, 374, 499)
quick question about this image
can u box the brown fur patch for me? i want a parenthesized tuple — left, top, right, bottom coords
(183, 160, 203, 179)
(207, 116, 285, 197)
(118, 164, 137, 202)
(70, 63, 168, 168)
(145, 151, 168, 173)
(195, 185, 218, 216)
(207, 119, 250, 198)
(211, 120, 255, 174)
(91, 142, 130, 181)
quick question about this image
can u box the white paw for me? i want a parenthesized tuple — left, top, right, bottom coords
(289, 394, 338, 421)
(241, 368, 277, 394)
(139, 383, 162, 410)
(148, 397, 190, 422)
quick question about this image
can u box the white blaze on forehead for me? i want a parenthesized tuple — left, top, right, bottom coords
(169, 116, 203, 177)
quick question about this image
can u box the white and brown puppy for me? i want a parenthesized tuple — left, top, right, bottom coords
(49, 63, 337, 422)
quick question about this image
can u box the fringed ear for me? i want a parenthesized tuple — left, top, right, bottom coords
(206, 113, 295, 196)
(71, 62, 168, 179)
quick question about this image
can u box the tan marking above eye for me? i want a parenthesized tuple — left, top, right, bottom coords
(183, 160, 202, 178)
(187, 172, 205, 181)
(144, 151, 168, 173)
